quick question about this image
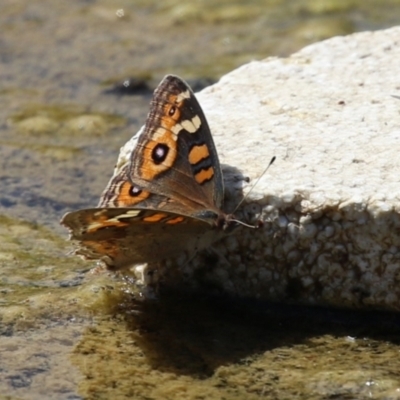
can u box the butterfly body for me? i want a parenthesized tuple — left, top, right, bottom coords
(61, 75, 241, 270)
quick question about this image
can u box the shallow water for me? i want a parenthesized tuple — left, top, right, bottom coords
(2, 1, 400, 399)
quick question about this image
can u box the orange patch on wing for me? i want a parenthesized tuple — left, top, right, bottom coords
(142, 213, 168, 222)
(116, 182, 150, 207)
(141, 130, 178, 180)
(195, 167, 214, 184)
(188, 144, 210, 165)
(165, 216, 185, 224)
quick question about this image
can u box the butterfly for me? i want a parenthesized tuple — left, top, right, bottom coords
(61, 75, 250, 271)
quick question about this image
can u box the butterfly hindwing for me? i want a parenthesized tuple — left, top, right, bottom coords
(61, 207, 218, 269)
(98, 165, 169, 209)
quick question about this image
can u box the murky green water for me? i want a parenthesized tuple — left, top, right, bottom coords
(2, 1, 400, 398)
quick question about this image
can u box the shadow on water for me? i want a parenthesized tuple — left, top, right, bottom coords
(103, 288, 400, 378)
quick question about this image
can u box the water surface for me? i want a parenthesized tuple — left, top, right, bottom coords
(2, 1, 400, 398)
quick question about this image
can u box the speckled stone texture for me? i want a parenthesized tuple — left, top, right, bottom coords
(117, 27, 400, 310)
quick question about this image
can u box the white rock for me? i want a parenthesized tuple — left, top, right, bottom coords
(127, 27, 400, 310)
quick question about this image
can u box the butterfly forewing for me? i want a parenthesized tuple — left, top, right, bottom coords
(129, 75, 224, 215)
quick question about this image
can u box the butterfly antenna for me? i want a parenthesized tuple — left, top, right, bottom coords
(230, 218, 262, 229)
(233, 156, 276, 214)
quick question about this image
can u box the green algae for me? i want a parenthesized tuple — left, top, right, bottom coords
(0, 140, 81, 160)
(0, 215, 87, 324)
(10, 104, 93, 124)
(9, 105, 126, 137)
(0, 216, 140, 330)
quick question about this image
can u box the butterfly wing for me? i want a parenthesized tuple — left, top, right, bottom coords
(61, 207, 222, 270)
(98, 164, 169, 209)
(61, 75, 230, 270)
(129, 75, 224, 216)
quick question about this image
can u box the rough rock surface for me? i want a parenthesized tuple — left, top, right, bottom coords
(117, 27, 400, 310)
